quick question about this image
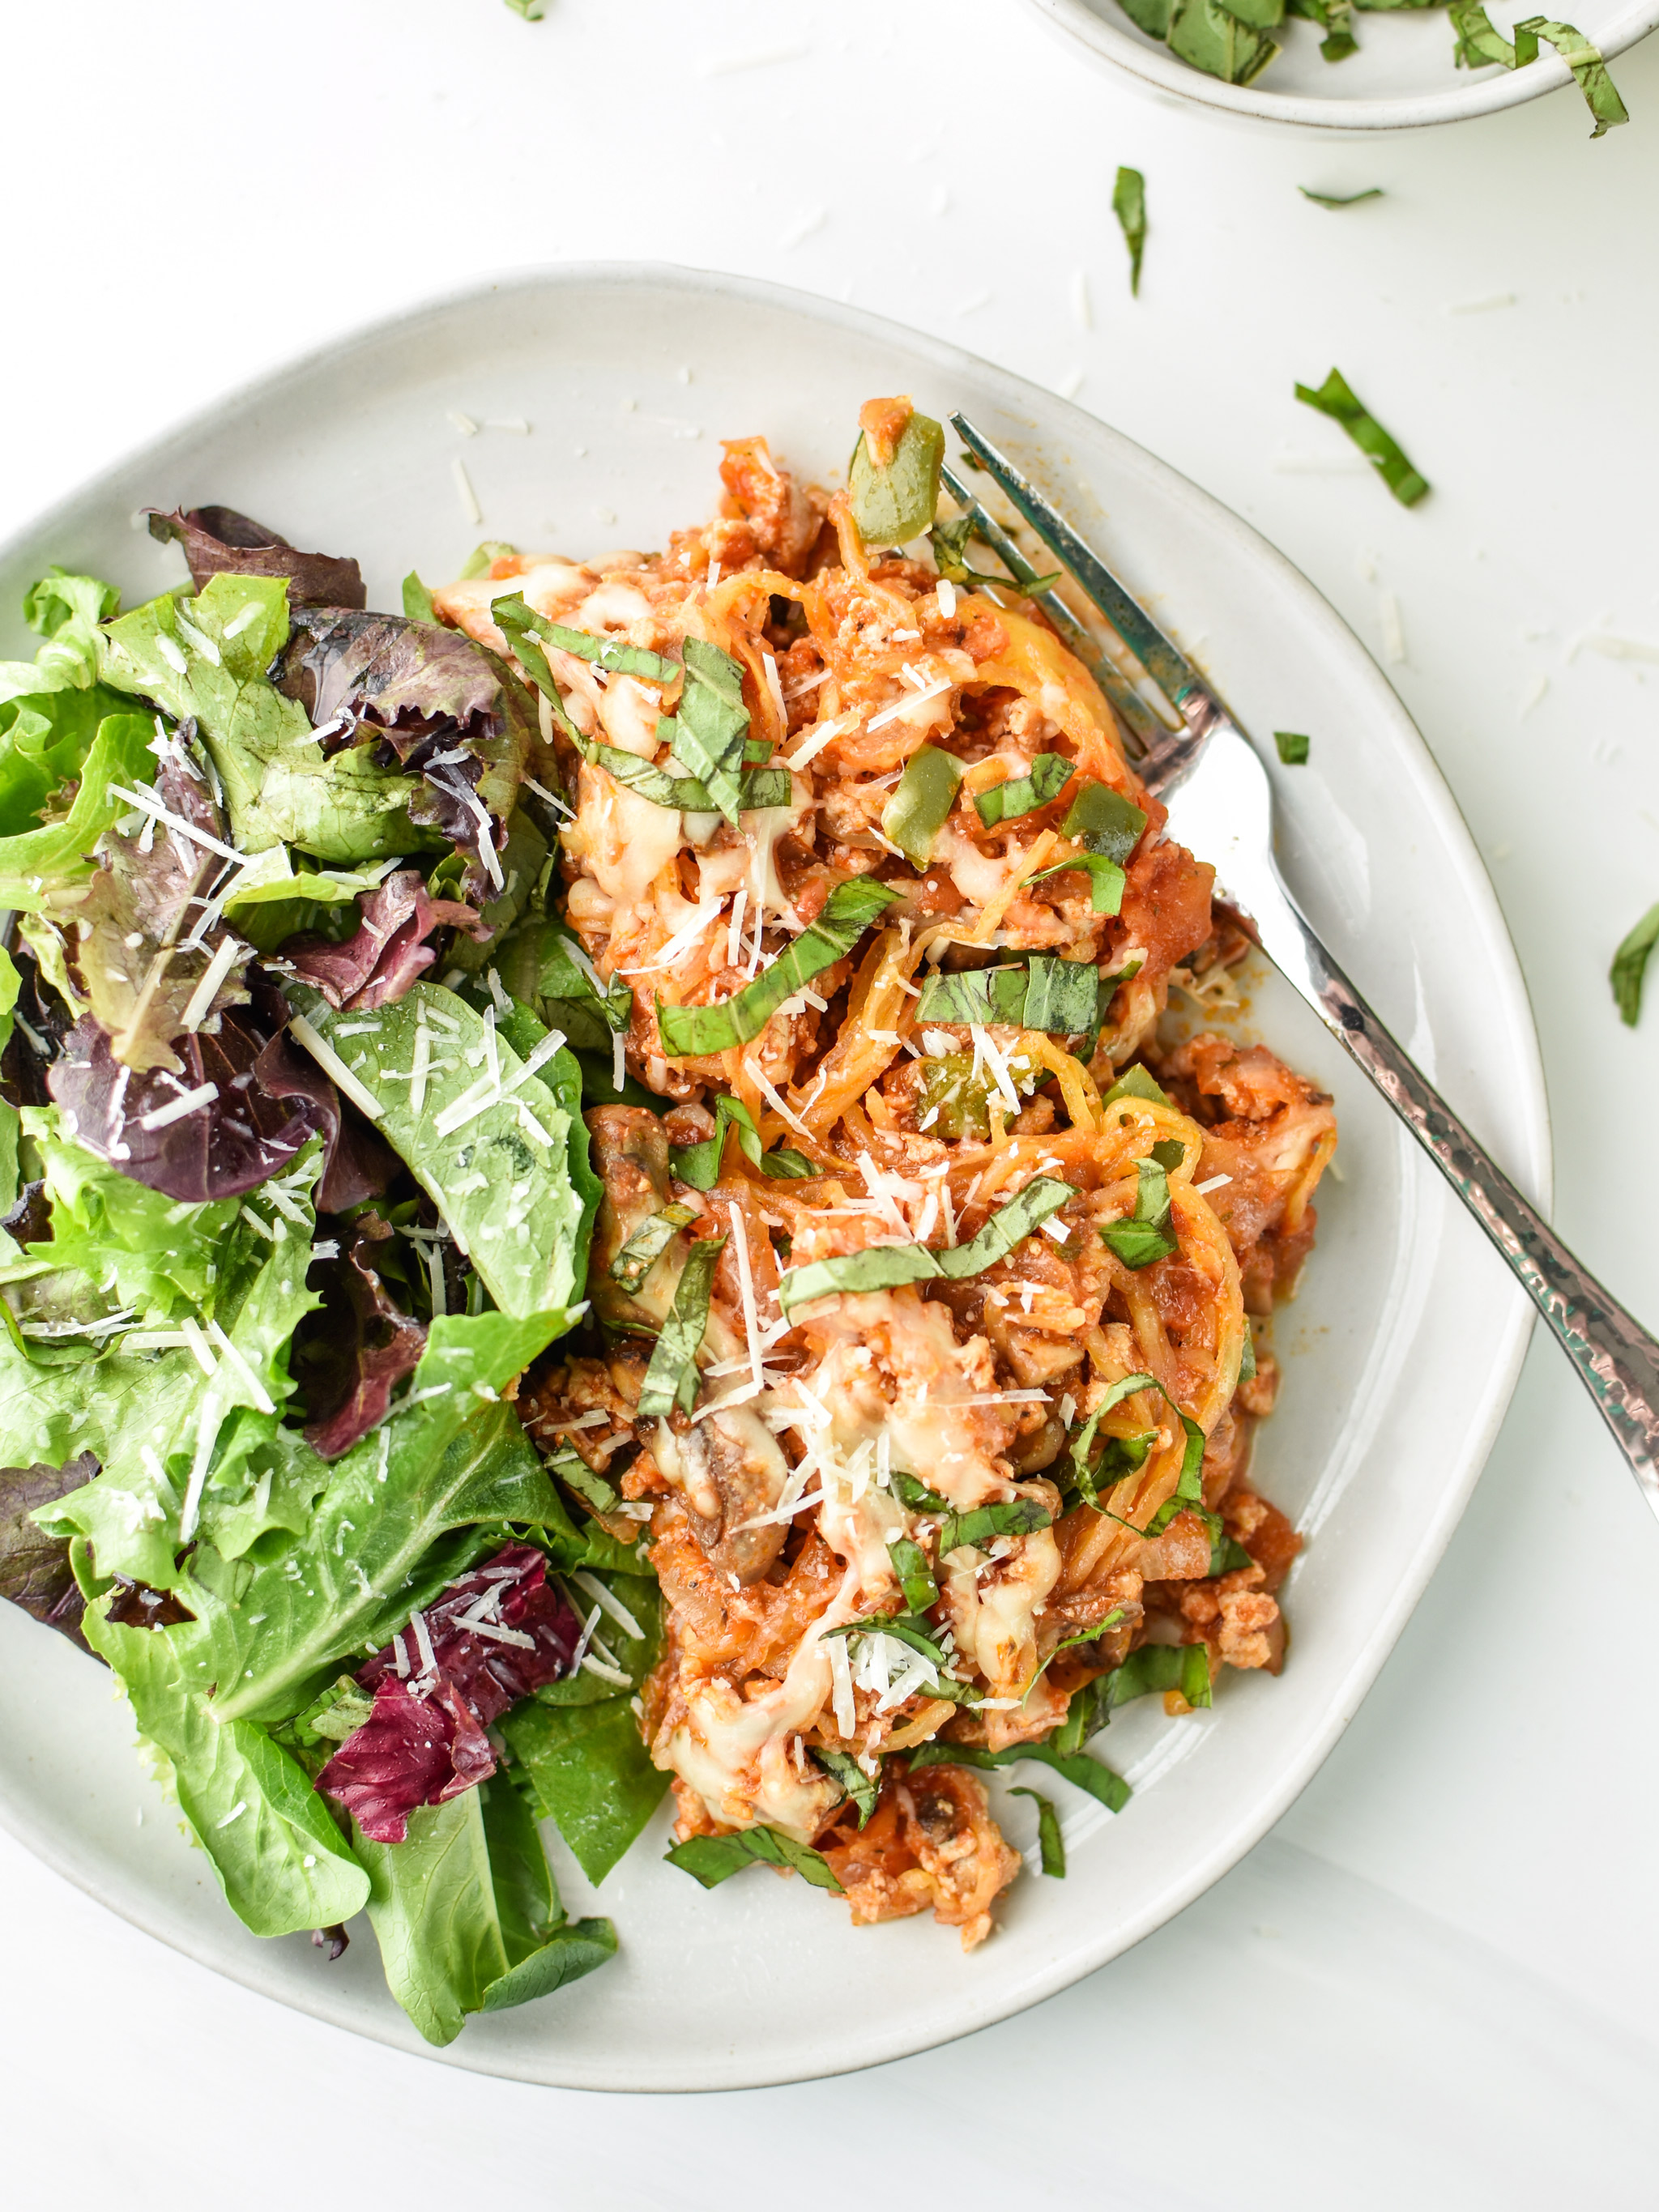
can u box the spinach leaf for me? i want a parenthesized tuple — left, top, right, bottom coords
(666, 1824, 845, 1892)
(636, 1234, 726, 1419)
(498, 914, 634, 1055)
(1611, 901, 1659, 1025)
(1294, 369, 1429, 508)
(973, 753, 1075, 828)
(776, 1174, 1071, 1311)
(656, 876, 901, 1058)
(849, 410, 945, 548)
(288, 982, 591, 1319)
(355, 1778, 616, 2046)
(1011, 1785, 1065, 1876)
(1112, 167, 1148, 296)
(881, 745, 962, 867)
(501, 1693, 669, 1882)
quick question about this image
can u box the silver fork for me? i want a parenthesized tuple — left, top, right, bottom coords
(950, 411, 1659, 1514)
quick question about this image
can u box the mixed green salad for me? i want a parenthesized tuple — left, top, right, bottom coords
(1116, 0, 1627, 132)
(0, 511, 663, 2046)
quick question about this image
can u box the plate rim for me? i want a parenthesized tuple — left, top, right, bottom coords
(0, 258, 1552, 2090)
(1023, 0, 1659, 130)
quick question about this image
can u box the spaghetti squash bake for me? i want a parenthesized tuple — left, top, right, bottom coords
(441, 401, 1337, 1948)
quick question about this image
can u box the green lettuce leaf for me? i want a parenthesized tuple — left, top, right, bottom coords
(0, 710, 156, 913)
(81, 1594, 370, 1937)
(289, 981, 591, 1319)
(0, 682, 143, 838)
(100, 577, 425, 863)
(0, 570, 119, 705)
(355, 1776, 616, 2046)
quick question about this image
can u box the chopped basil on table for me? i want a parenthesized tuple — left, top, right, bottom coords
(1294, 369, 1429, 508)
(1112, 166, 1148, 296)
(1610, 902, 1659, 1025)
(1298, 185, 1381, 208)
(1274, 730, 1311, 765)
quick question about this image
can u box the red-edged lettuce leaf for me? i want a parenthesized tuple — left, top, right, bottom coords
(318, 1542, 584, 1842)
(146, 506, 365, 610)
(0, 1451, 99, 1650)
(45, 978, 398, 1208)
(293, 1213, 426, 1459)
(283, 866, 485, 1012)
(271, 610, 535, 897)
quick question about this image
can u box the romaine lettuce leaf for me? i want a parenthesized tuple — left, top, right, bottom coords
(100, 577, 426, 864)
(84, 1596, 371, 1937)
(353, 1776, 616, 2046)
(290, 982, 591, 1319)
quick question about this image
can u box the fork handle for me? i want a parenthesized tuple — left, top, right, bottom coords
(1260, 886, 1659, 1508)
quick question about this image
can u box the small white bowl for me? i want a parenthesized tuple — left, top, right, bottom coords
(1026, 0, 1658, 129)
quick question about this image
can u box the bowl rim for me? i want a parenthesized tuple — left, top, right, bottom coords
(1024, 0, 1659, 130)
(0, 259, 1554, 2087)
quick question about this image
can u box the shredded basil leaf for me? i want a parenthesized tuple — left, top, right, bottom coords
(1102, 1063, 1171, 1110)
(1028, 1609, 1128, 1688)
(1112, 167, 1147, 297)
(1298, 185, 1380, 207)
(609, 1200, 700, 1295)
(849, 410, 945, 547)
(1027, 850, 1127, 916)
(657, 876, 900, 1057)
(1286, 0, 1358, 58)
(973, 752, 1076, 829)
(1011, 1787, 1066, 1877)
(892, 1470, 950, 1513)
(1063, 1370, 1205, 1538)
(812, 1746, 879, 1828)
(882, 745, 962, 867)
(910, 1738, 1131, 1813)
(548, 1447, 624, 1519)
(938, 1494, 1051, 1558)
(929, 519, 1060, 600)
(1448, 7, 1627, 134)
(665, 1826, 844, 1893)
(1051, 1640, 1212, 1752)
(889, 1534, 940, 1613)
(1209, 1530, 1253, 1575)
(635, 1234, 726, 1419)
(655, 638, 750, 825)
(671, 1095, 811, 1186)
(1239, 1323, 1256, 1383)
(1274, 730, 1311, 765)
(535, 622, 678, 684)
(1099, 1157, 1178, 1269)
(914, 953, 1099, 1035)
(1294, 369, 1429, 508)
(776, 1175, 1072, 1312)
(1610, 901, 1659, 1025)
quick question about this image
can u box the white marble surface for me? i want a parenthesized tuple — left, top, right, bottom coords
(4, 0, 1659, 2198)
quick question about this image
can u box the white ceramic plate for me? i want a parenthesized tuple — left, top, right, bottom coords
(0, 264, 1547, 2091)
(1027, 0, 1657, 129)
